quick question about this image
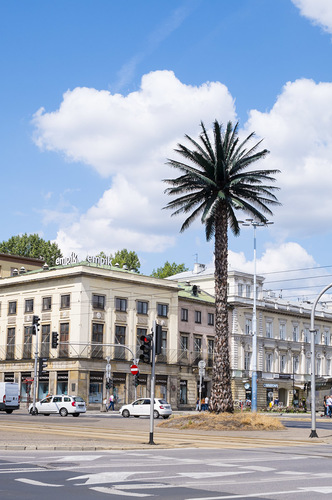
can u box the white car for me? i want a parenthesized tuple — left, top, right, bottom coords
(119, 398, 172, 419)
(29, 395, 86, 417)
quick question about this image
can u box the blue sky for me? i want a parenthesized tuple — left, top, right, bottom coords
(2, 0, 332, 300)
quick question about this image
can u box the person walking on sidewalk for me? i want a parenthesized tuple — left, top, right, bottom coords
(108, 394, 115, 411)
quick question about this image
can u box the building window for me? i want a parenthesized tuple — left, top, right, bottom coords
(245, 317, 252, 335)
(157, 303, 168, 317)
(316, 357, 322, 376)
(280, 354, 286, 373)
(137, 301, 148, 315)
(92, 323, 104, 358)
(180, 335, 188, 352)
(115, 298, 127, 312)
(279, 323, 286, 340)
(115, 325, 126, 359)
(194, 336, 202, 363)
(6, 328, 15, 360)
(42, 297, 52, 311)
(314, 330, 320, 344)
(60, 294, 70, 309)
(326, 359, 331, 376)
(304, 327, 310, 343)
(266, 321, 273, 338)
(179, 380, 187, 405)
(266, 353, 273, 372)
(59, 323, 69, 357)
(208, 313, 214, 326)
(23, 326, 33, 359)
(195, 311, 201, 324)
(324, 331, 330, 346)
(238, 284, 243, 296)
(41, 324, 50, 358)
(157, 330, 167, 361)
(92, 294, 105, 310)
(181, 308, 188, 322)
(246, 284, 251, 298)
(244, 351, 251, 370)
(208, 339, 214, 367)
(25, 299, 34, 313)
(306, 357, 311, 375)
(8, 301, 17, 315)
(293, 355, 299, 374)
(292, 325, 299, 342)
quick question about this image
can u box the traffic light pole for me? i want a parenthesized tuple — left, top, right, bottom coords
(149, 320, 157, 445)
(32, 322, 39, 415)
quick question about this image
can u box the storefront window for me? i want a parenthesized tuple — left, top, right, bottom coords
(89, 371, 103, 403)
(57, 371, 68, 395)
(180, 380, 187, 404)
(112, 373, 126, 406)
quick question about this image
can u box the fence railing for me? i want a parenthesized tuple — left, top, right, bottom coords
(0, 342, 215, 367)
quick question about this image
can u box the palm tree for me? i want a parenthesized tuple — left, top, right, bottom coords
(163, 120, 280, 413)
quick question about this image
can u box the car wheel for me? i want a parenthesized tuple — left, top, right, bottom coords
(72, 413, 80, 417)
(59, 407, 68, 417)
(122, 409, 130, 418)
(153, 410, 159, 419)
(162, 415, 170, 419)
(29, 408, 38, 415)
(5, 410, 13, 414)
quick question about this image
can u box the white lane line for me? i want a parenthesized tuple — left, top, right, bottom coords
(68, 471, 155, 485)
(15, 478, 62, 487)
(90, 486, 151, 497)
(240, 466, 275, 472)
(56, 455, 103, 462)
(185, 488, 302, 499)
(178, 471, 252, 479)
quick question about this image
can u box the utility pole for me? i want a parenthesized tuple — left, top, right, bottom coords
(31, 315, 40, 415)
(149, 320, 157, 445)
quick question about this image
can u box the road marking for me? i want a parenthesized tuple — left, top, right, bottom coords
(178, 471, 252, 479)
(56, 455, 103, 462)
(240, 466, 275, 472)
(90, 486, 151, 497)
(69, 471, 154, 485)
(15, 478, 62, 487)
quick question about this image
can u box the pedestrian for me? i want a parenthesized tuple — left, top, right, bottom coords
(196, 398, 200, 411)
(103, 397, 108, 412)
(204, 396, 209, 411)
(327, 395, 332, 417)
(108, 394, 115, 411)
(323, 395, 328, 416)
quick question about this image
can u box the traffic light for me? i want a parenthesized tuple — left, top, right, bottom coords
(51, 331, 59, 349)
(106, 381, 110, 390)
(139, 334, 153, 364)
(32, 315, 40, 335)
(38, 357, 48, 377)
(155, 324, 163, 355)
(134, 374, 140, 387)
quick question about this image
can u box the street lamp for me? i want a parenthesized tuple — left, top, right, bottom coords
(239, 219, 273, 412)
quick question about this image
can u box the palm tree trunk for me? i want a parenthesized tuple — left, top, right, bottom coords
(209, 203, 234, 413)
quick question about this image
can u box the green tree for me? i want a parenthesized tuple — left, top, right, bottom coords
(151, 261, 188, 279)
(0, 233, 62, 267)
(96, 249, 141, 272)
(164, 120, 280, 413)
(111, 249, 140, 272)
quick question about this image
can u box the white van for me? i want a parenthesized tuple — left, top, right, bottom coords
(0, 382, 20, 413)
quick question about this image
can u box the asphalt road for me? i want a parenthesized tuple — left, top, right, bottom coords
(1, 446, 332, 499)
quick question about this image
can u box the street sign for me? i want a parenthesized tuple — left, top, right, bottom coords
(199, 368, 205, 376)
(130, 364, 139, 375)
(198, 360, 206, 369)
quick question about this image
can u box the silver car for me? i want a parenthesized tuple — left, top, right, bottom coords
(29, 395, 86, 417)
(119, 398, 172, 419)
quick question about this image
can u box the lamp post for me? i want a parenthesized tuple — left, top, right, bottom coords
(239, 219, 273, 412)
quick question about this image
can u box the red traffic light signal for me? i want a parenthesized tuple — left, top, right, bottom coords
(139, 334, 152, 364)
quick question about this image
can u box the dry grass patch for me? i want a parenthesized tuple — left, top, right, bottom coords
(158, 412, 284, 431)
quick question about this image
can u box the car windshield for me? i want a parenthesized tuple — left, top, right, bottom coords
(73, 397, 85, 402)
(157, 399, 168, 405)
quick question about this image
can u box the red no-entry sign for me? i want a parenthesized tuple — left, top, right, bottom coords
(130, 364, 139, 375)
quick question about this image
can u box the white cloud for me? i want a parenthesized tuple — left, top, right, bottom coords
(33, 70, 236, 256)
(292, 0, 332, 34)
(246, 78, 332, 238)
